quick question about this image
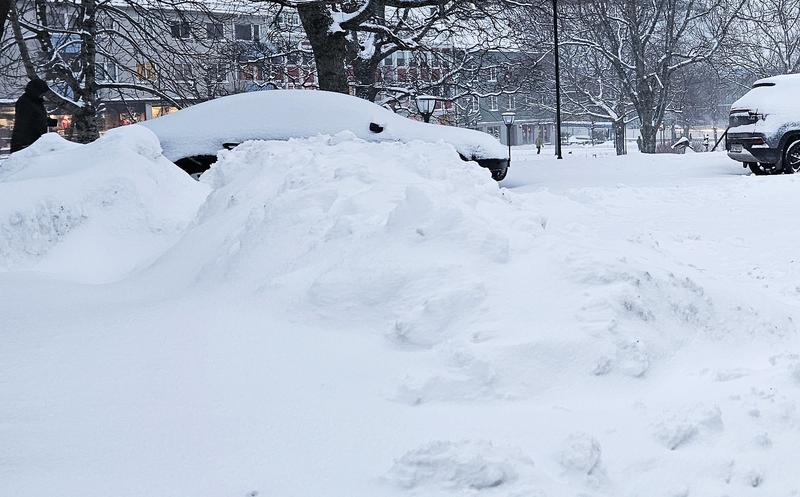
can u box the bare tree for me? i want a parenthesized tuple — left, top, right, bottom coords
(720, 0, 800, 87)
(3, 0, 253, 142)
(253, 0, 528, 99)
(560, 0, 745, 153)
(557, 45, 634, 154)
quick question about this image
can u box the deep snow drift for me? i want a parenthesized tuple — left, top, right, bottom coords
(0, 128, 207, 282)
(2, 134, 800, 497)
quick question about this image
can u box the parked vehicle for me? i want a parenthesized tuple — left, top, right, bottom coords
(140, 90, 511, 180)
(567, 135, 592, 145)
(726, 74, 800, 175)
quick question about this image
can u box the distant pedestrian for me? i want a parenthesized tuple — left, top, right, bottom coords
(703, 135, 710, 152)
(636, 135, 643, 152)
(535, 132, 543, 154)
(10, 79, 57, 153)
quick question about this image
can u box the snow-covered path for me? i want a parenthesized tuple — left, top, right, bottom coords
(2, 136, 799, 497)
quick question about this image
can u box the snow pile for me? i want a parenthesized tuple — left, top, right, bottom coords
(149, 133, 540, 338)
(5, 134, 800, 497)
(386, 440, 539, 494)
(0, 127, 208, 282)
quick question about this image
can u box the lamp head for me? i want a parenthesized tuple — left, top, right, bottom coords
(415, 94, 437, 115)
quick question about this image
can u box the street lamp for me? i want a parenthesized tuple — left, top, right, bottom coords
(553, 0, 563, 159)
(416, 94, 437, 123)
(502, 111, 516, 165)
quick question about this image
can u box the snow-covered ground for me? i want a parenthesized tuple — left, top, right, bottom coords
(2, 132, 799, 497)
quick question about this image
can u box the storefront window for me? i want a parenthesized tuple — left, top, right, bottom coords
(522, 124, 534, 144)
(152, 106, 178, 118)
(486, 125, 501, 139)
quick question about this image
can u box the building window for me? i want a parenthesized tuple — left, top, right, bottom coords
(238, 64, 263, 81)
(470, 96, 479, 112)
(383, 56, 394, 67)
(206, 23, 224, 39)
(486, 125, 501, 140)
(152, 105, 178, 118)
(396, 51, 407, 67)
(207, 64, 227, 82)
(507, 94, 515, 110)
(487, 95, 498, 111)
(136, 62, 156, 81)
(175, 63, 193, 81)
(98, 15, 117, 31)
(280, 13, 300, 26)
(487, 67, 498, 82)
(522, 124, 535, 144)
(235, 23, 259, 41)
(170, 21, 191, 39)
(48, 11, 77, 29)
(97, 61, 118, 82)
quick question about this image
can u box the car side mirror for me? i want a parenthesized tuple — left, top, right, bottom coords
(369, 122, 384, 134)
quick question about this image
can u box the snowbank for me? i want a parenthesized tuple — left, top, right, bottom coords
(0, 128, 208, 283)
(145, 132, 539, 321)
(3, 133, 800, 497)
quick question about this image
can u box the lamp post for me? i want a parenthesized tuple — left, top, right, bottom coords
(502, 111, 516, 165)
(416, 94, 437, 123)
(553, 0, 563, 159)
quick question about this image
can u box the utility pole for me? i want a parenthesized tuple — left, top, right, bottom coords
(553, 0, 563, 159)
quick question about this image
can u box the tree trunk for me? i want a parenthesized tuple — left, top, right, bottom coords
(72, 105, 98, 143)
(351, 55, 380, 101)
(9, 1, 38, 80)
(640, 122, 657, 153)
(613, 119, 626, 155)
(0, 0, 11, 41)
(73, 0, 99, 143)
(298, 4, 349, 94)
(635, 88, 659, 153)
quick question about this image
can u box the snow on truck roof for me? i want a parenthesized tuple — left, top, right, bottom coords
(730, 73, 800, 115)
(138, 90, 507, 162)
(751, 73, 800, 88)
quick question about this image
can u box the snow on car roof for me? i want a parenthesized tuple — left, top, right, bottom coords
(138, 90, 507, 162)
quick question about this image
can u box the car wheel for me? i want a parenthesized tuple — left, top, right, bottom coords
(175, 155, 216, 178)
(491, 167, 508, 181)
(783, 139, 800, 174)
(748, 162, 781, 175)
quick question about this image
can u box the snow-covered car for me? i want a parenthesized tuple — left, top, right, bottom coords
(726, 74, 800, 175)
(567, 135, 592, 145)
(140, 90, 511, 180)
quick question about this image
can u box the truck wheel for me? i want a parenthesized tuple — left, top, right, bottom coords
(783, 139, 800, 174)
(748, 162, 781, 175)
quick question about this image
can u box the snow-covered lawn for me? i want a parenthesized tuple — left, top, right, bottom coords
(2, 132, 798, 497)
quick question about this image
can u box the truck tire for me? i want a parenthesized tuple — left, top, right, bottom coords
(748, 162, 781, 175)
(783, 139, 800, 174)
